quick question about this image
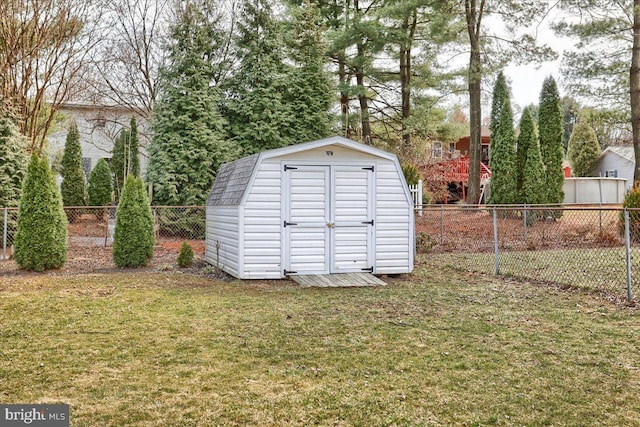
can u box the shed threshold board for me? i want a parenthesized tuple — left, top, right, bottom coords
(290, 273, 386, 288)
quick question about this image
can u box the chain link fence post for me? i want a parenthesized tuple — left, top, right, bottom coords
(523, 204, 528, 240)
(625, 209, 632, 301)
(493, 208, 499, 275)
(2, 208, 7, 261)
(440, 205, 444, 245)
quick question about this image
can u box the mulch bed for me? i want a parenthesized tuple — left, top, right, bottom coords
(414, 207, 624, 253)
(0, 241, 207, 277)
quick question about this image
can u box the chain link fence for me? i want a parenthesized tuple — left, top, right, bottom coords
(1, 207, 18, 261)
(4, 203, 640, 302)
(1, 206, 206, 261)
(416, 205, 638, 301)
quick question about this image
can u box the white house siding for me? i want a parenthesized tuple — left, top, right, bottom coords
(375, 161, 413, 274)
(242, 161, 283, 279)
(48, 103, 149, 178)
(205, 206, 240, 277)
(594, 151, 634, 190)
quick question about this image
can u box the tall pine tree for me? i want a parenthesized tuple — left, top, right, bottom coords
(285, 0, 333, 142)
(223, 0, 294, 154)
(60, 122, 87, 208)
(538, 76, 565, 205)
(488, 74, 517, 205)
(147, 0, 238, 206)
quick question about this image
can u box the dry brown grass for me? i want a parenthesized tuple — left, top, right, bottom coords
(1, 267, 640, 426)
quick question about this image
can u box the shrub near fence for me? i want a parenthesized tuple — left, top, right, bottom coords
(416, 205, 638, 301)
(1, 206, 206, 261)
(4, 203, 639, 301)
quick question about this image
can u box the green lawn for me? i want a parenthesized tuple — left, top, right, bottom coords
(424, 247, 640, 298)
(1, 267, 640, 426)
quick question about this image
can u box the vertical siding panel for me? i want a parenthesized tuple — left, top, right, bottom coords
(375, 161, 413, 273)
(205, 206, 240, 277)
(242, 161, 283, 278)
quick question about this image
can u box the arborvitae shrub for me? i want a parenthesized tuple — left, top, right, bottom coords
(538, 76, 565, 206)
(60, 122, 87, 209)
(488, 71, 518, 206)
(567, 122, 601, 177)
(14, 154, 68, 271)
(113, 175, 155, 267)
(401, 163, 422, 186)
(621, 184, 640, 242)
(177, 241, 194, 267)
(88, 158, 113, 220)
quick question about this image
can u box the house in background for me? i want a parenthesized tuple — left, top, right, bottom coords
(424, 127, 492, 203)
(47, 102, 150, 178)
(448, 126, 491, 164)
(592, 146, 634, 190)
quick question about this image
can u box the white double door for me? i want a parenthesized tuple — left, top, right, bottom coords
(284, 164, 374, 275)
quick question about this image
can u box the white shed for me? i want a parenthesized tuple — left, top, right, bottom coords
(205, 136, 415, 279)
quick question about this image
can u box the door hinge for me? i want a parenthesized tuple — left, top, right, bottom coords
(361, 267, 374, 273)
(362, 166, 374, 172)
(284, 165, 298, 171)
(284, 269, 297, 275)
(284, 220, 298, 227)
(361, 220, 374, 226)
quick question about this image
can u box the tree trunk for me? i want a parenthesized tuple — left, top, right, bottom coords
(352, 0, 371, 145)
(465, 0, 484, 204)
(356, 41, 372, 145)
(632, 0, 640, 185)
(400, 10, 417, 157)
(338, 51, 352, 139)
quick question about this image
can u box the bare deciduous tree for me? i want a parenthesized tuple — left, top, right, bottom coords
(86, 0, 170, 119)
(85, 0, 239, 120)
(0, 0, 102, 154)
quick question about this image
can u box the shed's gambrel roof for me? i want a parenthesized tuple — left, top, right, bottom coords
(207, 153, 259, 206)
(207, 136, 406, 207)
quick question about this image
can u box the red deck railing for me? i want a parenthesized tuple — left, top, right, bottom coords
(427, 157, 491, 183)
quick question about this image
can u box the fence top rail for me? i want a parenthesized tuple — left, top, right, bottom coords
(417, 204, 632, 212)
(0, 205, 207, 210)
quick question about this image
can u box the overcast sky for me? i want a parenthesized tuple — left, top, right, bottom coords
(504, 8, 576, 110)
(506, 60, 564, 109)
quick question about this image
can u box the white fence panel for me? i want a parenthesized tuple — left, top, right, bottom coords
(409, 180, 423, 216)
